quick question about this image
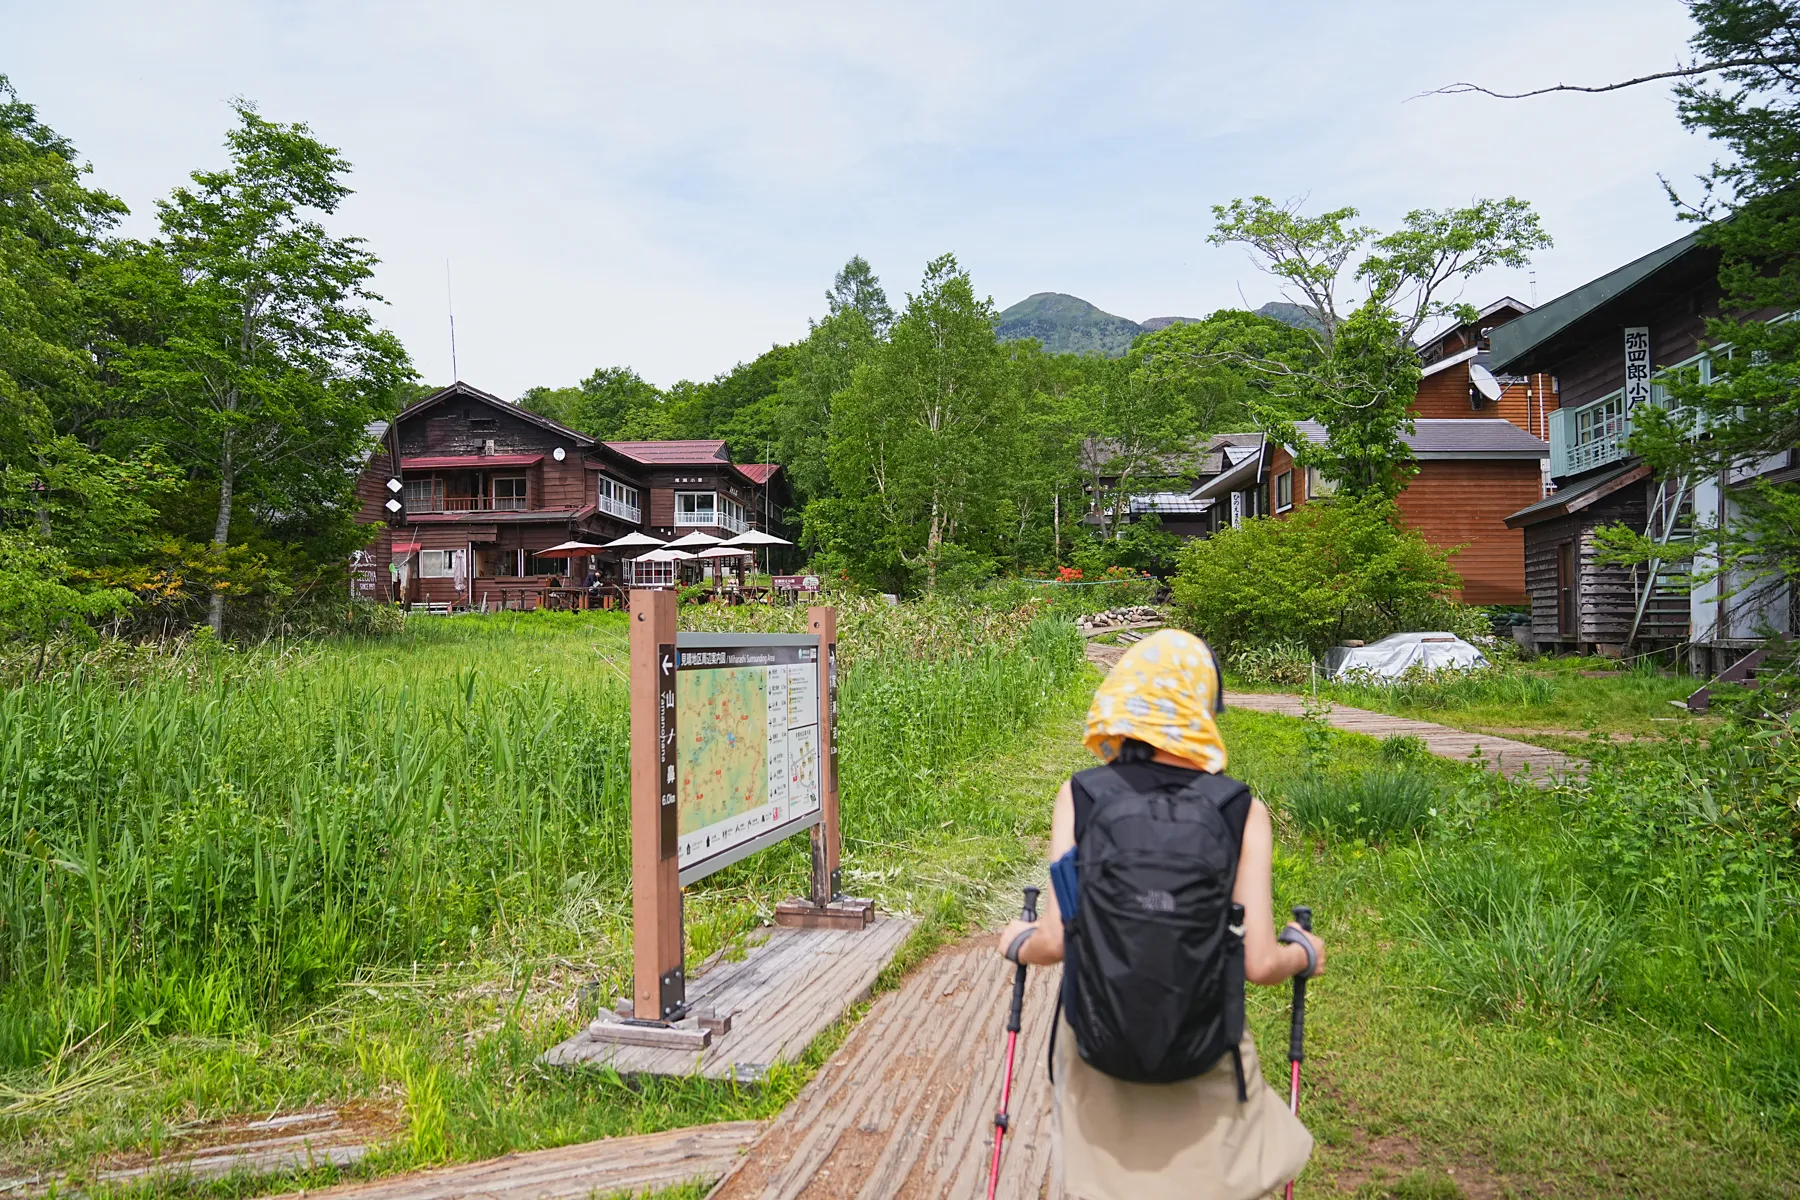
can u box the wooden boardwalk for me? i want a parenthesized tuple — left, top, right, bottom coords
(708, 938, 1058, 1200)
(260, 1121, 764, 1200)
(545, 916, 916, 1080)
(1226, 691, 1580, 785)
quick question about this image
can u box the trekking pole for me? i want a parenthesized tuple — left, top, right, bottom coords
(1283, 905, 1313, 1200)
(988, 886, 1039, 1200)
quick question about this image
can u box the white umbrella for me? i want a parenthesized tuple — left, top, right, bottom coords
(665, 530, 724, 550)
(539, 540, 609, 556)
(634, 547, 697, 562)
(696, 545, 755, 559)
(720, 529, 792, 547)
(603, 531, 666, 550)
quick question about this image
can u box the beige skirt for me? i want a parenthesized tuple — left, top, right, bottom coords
(1053, 1014, 1313, 1200)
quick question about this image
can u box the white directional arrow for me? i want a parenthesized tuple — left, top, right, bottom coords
(662, 654, 673, 675)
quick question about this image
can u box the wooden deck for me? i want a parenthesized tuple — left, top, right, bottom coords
(708, 938, 1058, 1200)
(545, 915, 916, 1080)
(260, 1121, 764, 1200)
(1226, 691, 1581, 785)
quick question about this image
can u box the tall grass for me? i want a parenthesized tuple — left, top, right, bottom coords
(1286, 769, 1441, 842)
(0, 605, 1084, 1068)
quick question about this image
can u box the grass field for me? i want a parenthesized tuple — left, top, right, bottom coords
(4, 609, 1796, 1198)
(0, 602, 1090, 1191)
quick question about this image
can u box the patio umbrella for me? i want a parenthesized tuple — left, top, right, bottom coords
(696, 545, 755, 559)
(633, 547, 697, 562)
(539, 540, 610, 556)
(602, 531, 666, 550)
(720, 529, 792, 547)
(665, 530, 725, 550)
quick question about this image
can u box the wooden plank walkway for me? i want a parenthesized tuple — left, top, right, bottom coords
(708, 938, 1058, 1200)
(260, 1121, 764, 1200)
(1226, 691, 1580, 785)
(545, 916, 916, 1080)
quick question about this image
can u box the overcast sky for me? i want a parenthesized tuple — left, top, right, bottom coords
(10, 2, 1715, 394)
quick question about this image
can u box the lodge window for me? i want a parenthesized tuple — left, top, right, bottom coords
(631, 558, 676, 587)
(468, 416, 497, 432)
(526, 552, 566, 577)
(420, 550, 456, 578)
(492, 476, 527, 511)
(597, 475, 641, 522)
(676, 491, 716, 526)
(1275, 470, 1294, 513)
(675, 490, 748, 533)
(403, 478, 444, 512)
(1306, 467, 1337, 499)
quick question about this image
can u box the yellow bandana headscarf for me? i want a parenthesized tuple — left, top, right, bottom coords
(1084, 629, 1228, 772)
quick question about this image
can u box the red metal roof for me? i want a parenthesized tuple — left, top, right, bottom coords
(402, 454, 544, 469)
(738, 463, 781, 484)
(602, 440, 731, 464)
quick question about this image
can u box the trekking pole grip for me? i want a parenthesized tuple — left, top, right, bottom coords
(1289, 905, 1312, 1064)
(1005, 887, 1038, 1034)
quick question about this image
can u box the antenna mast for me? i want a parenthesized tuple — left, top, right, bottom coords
(446, 260, 459, 381)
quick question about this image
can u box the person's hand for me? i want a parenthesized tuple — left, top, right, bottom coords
(998, 917, 1038, 963)
(1283, 925, 1327, 979)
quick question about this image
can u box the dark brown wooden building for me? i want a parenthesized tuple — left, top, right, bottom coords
(353, 383, 788, 607)
(1492, 230, 1795, 665)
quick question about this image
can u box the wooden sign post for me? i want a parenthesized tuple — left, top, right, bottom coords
(606, 593, 870, 1049)
(630, 589, 685, 1023)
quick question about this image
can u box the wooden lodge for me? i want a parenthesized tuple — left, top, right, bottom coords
(1492, 231, 1797, 668)
(353, 383, 790, 610)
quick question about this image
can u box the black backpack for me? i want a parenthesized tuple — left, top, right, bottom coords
(1057, 761, 1252, 1095)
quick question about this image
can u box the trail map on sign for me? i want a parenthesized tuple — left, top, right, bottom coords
(676, 642, 820, 875)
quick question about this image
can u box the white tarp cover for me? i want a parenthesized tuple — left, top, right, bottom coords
(1325, 631, 1488, 680)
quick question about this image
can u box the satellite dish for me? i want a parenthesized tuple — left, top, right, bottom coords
(1469, 363, 1504, 404)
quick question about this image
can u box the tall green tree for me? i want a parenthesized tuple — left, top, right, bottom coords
(778, 258, 892, 507)
(520, 365, 665, 438)
(826, 254, 1015, 590)
(1210, 196, 1550, 499)
(111, 102, 412, 633)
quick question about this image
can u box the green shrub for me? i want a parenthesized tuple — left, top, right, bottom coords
(1378, 733, 1431, 764)
(1169, 497, 1463, 656)
(1227, 641, 1315, 688)
(1286, 769, 1440, 841)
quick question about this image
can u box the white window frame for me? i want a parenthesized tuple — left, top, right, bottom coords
(675, 491, 718, 527)
(1275, 470, 1294, 513)
(631, 558, 676, 587)
(419, 549, 456, 578)
(1306, 466, 1337, 499)
(597, 475, 641, 523)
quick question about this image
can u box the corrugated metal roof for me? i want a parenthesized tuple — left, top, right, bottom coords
(1290, 418, 1543, 458)
(738, 463, 781, 484)
(1489, 231, 1707, 374)
(1503, 461, 1650, 528)
(604, 440, 732, 464)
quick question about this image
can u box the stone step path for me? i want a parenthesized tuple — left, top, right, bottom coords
(1226, 691, 1581, 786)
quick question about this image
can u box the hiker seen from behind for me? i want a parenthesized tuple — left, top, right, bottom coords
(998, 628, 1326, 1200)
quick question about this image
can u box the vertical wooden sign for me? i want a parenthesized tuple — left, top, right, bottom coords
(808, 606, 840, 906)
(631, 589, 685, 1021)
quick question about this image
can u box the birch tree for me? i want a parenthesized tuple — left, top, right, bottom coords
(829, 254, 1014, 590)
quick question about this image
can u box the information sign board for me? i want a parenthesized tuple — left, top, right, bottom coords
(674, 635, 822, 883)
